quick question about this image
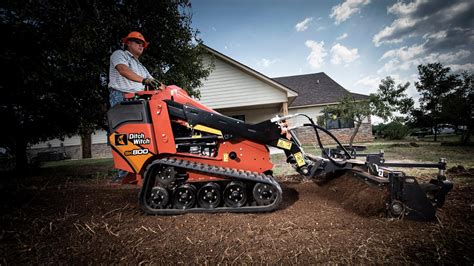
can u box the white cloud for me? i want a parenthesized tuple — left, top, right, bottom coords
(377, 58, 418, 74)
(316, 26, 327, 31)
(355, 75, 380, 90)
(305, 40, 327, 69)
(447, 63, 474, 72)
(381, 43, 426, 61)
(373, 1, 474, 47)
(373, 1, 473, 85)
(295, 17, 313, 32)
(378, 48, 471, 74)
(387, 0, 426, 16)
(330, 0, 371, 25)
(257, 58, 279, 68)
(336, 33, 348, 40)
(423, 30, 447, 40)
(433, 50, 470, 63)
(373, 17, 420, 46)
(330, 43, 360, 65)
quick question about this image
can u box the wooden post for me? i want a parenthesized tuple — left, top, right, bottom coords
(81, 134, 92, 159)
(281, 102, 288, 116)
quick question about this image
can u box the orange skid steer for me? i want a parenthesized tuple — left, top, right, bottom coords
(107, 85, 453, 221)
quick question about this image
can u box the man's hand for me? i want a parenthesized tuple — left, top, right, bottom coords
(142, 78, 160, 88)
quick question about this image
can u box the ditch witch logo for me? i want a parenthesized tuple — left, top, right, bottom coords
(115, 134, 128, 146)
(115, 133, 151, 146)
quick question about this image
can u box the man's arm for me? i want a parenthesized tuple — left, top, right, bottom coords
(115, 64, 145, 83)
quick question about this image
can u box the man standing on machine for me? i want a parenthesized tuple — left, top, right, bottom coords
(108, 31, 163, 181)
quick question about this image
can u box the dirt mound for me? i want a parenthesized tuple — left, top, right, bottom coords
(447, 165, 474, 177)
(316, 173, 389, 217)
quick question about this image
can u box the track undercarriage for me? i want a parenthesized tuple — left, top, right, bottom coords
(139, 158, 282, 214)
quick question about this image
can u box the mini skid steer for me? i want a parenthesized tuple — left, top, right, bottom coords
(107, 85, 453, 221)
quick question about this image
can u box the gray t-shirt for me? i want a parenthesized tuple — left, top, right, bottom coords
(108, 50, 152, 93)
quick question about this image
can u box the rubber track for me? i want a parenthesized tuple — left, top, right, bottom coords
(139, 157, 283, 215)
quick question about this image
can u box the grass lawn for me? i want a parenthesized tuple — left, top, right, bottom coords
(272, 138, 474, 177)
(36, 137, 473, 180)
(37, 158, 115, 182)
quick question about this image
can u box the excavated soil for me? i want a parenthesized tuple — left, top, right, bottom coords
(0, 171, 473, 264)
(314, 173, 389, 217)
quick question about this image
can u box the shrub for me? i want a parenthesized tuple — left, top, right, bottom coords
(372, 123, 387, 138)
(383, 121, 410, 140)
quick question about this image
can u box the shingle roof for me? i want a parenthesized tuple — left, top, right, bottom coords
(273, 72, 369, 107)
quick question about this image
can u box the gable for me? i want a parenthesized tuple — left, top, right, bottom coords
(198, 54, 291, 109)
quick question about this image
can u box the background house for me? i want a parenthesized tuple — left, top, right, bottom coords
(201, 46, 372, 145)
(28, 46, 372, 159)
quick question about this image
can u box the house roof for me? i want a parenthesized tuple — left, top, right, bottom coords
(203, 45, 299, 103)
(273, 72, 369, 108)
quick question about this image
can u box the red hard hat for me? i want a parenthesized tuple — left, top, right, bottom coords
(122, 31, 149, 48)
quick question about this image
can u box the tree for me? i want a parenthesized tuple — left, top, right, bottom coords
(322, 95, 371, 147)
(0, 0, 213, 170)
(414, 63, 459, 141)
(440, 72, 473, 143)
(322, 76, 413, 147)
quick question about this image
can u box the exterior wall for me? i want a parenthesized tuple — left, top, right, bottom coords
(30, 136, 81, 149)
(288, 105, 371, 127)
(30, 130, 108, 149)
(217, 106, 280, 124)
(199, 55, 288, 109)
(293, 123, 373, 145)
(28, 143, 112, 160)
(288, 106, 373, 145)
(91, 143, 112, 158)
(28, 130, 112, 160)
(288, 106, 325, 127)
(28, 146, 82, 160)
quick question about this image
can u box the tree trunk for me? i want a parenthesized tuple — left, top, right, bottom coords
(81, 134, 92, 159)
(349, 123, 361, 148)
(461, 126, 471, 144)
(15, 135, 28, 173)
(433, 125, 438, 142)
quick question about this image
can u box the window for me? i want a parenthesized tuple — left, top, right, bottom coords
(231, 115, 245, 122)
(323, 114, 354, 129)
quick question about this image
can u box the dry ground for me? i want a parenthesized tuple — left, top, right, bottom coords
(1, 168, 473, 264)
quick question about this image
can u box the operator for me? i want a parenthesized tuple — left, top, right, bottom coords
(108, 31, 163, 182)
(108, 31, 164, 107)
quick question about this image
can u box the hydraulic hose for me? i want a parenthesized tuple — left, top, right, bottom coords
(300, 115, 351, 168)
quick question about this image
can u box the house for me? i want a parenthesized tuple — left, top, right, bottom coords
(28, 45, 372, 160)
(274, 73, 372, 144)
(201, 45, 372, 145)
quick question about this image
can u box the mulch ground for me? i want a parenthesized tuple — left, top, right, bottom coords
(0, 170, 473, 264)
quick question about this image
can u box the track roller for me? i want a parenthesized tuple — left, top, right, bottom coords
(155, 165, 176, 187)
(148, 186, 169, 209)
(253, 183, 278, 206)
(173, 183, 196, 209)
(197, 182, 221, 209)
(223, 181, 247, 207)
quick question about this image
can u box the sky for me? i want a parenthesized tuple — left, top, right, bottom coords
(190, 0, 474, 101)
